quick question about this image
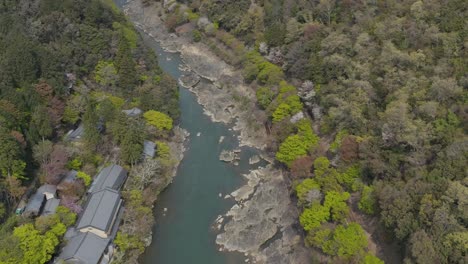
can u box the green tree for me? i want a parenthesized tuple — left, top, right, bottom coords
(192, 29, 202, 42)
(0, 129, 25, 179)
(359, 185, 377, 215)
(276, 135, 308, 167)
(299, 203, 330, 231)
(115, 232, 145, 253)
(33, 140, 53, 166)
(143, 110, 173, 131)
(76, 171, 92, 186)
(13, 223, 65, 264)
(31, 106, 52, 141)
(156, 141, 171, 160)
(94, 60, 118, 87)
(295, 178, 320, 206)
(315, 223, 368, 258)
(362, 253, 384, 264)
(256, 86, 275, 109)
(55, 206, 76, 227)
(0, 234, 23, 264)
(115, 38, 138, 93)
(120, 121, 145, 166)
(324, 191, 350, 222)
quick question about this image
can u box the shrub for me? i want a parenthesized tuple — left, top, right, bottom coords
(192, 29, 202, 42)
(300, 203, 330, 231)
(143, 110, 173, 131)
(256, 86, 275, 109)
(276, 135, 309, 167)
(76, 171, 92, 187)
(156, 141, 171, 160)
(358, 185, 377, 215)
(67, 158, 82, 170)
(295, 178, 320, 205)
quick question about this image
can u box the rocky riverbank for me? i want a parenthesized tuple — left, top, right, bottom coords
(217, 165, 309, 264)
(123, 1, 310, 263)
(168, 126, 190, 180)
(124, 1, 268, 150)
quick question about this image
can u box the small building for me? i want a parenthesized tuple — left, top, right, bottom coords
(57, 232, 111, 264)
(24, 193, 45, 217)
(66, 123, 84, 142)
(88, 164, 127, 194)
(38, 184, 57, 200)
(122, 107, 142, 117)
(143, 140, 156, 158)
(76, 188, 123, 239)
(42, 198, 60, 216)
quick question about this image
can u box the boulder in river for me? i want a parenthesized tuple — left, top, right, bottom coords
(249, 155, 261, 165)
(219, 150, 239, 163)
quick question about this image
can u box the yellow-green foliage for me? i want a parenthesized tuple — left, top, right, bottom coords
(244, 51, 284, 85)
(114, 232, 145, 253)
(330, 129, 349, 152)
(62, 105, 80, 125)
(108, 96, 125, 108)
(55, 206, 77, 227)
(271, 82, 303, 122)
(276, 135, 309, 167)
(337, 165, 360, 191)
(91, 91, 125, 108)
(272, 103, 293, 122)
(113, 22, 138, 49)
(77, 171, 92, 187)
(67, 158, 82, 170)
(13, 222, 66, 264)
(144, 110, 173, 131)
(300, 203, 330, 231)
(156, 141, 171, 160)
(94, 60, 117, 86)
(276, 120, 319, 166)
(186, 9, 200, 21)
(295, 178, 320, 205)
(363, 253, 384, 264)
(323, 191, 350, 221)
(358, 185, 376, 215)
(296, 119, 319, 146)
(311, 223, 368, 258)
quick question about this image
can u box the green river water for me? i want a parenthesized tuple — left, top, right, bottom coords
(138, 29, 259, 264)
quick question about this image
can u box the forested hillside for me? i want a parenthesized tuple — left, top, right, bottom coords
(153, 0, 467, 263)
(0, 0, 179, 263)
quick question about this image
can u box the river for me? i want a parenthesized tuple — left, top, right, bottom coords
(136, 21, 262, 264)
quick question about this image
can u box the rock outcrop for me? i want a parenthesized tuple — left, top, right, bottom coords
(217, 165, 309, 264)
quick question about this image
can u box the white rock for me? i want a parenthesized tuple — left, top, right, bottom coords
(163, 207, 168, 212)
(249, 155, 261, 165)
(290, 111, 305, 123)
(197, 132, 201, 136)
(219, 136, 225, 143)
(218, 193, 222, 197)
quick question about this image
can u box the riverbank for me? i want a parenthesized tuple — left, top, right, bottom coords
(123, 1, 310, 263)
(124, 1, 268, 150)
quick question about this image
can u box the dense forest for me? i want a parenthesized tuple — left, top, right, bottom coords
(152, 0, 467, 263)
(0, 0, 179, 263)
